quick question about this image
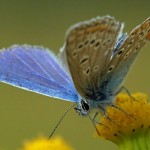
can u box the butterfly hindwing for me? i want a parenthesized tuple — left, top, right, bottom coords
(103, 17, 150, 93)
(64, 16, 123, 99)
(0, 45, 78, 102)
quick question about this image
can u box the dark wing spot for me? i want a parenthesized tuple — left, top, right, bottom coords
(118, 131, 122, 134)
(108, 65, 114, 73)
(128, 41, 133, 46)
(108, 67, 113, 72)
(134, 46, 139, 53)
(102, 41, 106, 46)
(93, 65, 98, 72)
(86, 68, 90, 75)
(132, 129, 135, 132)
(125, 53, 129, 57)
(78, 44, 83, 49)
(117, 50, 123, 56)
(131, 31, 135, 36)
(72, 51, 77, 57)
(94, 42, 100, 48)
(107, 39, 111, 43)
(84, 40, 89, 45)
(140, 31, 144, 37)
(83, 67, 90, 76)
(90, 39, 95, 44)
(80, 57, 89, 65)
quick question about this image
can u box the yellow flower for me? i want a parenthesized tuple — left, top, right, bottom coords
(97, 93, 150, 150)
(20, 136, 74, 150)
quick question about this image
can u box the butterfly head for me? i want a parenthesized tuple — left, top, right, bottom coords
(74, 98, 90, 116)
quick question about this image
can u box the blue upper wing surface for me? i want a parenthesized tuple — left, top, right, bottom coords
(0, 45, 78, 102)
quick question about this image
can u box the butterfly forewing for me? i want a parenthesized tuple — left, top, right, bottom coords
(64, 16, 123, 99)
(103, 17, 150, 93)
(0, 45, 78, 102)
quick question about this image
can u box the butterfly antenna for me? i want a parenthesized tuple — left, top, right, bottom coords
(49, 103, 76, 139)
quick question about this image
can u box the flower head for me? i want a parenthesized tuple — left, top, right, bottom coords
(21, 136, 74, 150)
(97, 93, 150, 149)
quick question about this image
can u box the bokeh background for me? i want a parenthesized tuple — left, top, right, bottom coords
(0, 0, 149, 150)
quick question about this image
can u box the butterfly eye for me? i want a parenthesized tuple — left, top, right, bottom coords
(81, 100, 89, 111)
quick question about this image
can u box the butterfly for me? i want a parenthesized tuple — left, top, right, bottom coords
(0, 16, 150, 120)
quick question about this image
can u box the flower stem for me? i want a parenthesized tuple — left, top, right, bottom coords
(118, 129, 150, 150)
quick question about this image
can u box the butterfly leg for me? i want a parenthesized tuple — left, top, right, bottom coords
(107, 103, 136, 120)
(88, 115, 101, 136)
(98, 105, 120, 127)
(90, 112, 109, 129)
(115, 86, 138, 103)
(88, 113, 109, 136)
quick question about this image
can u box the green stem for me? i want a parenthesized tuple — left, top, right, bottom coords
(118, 129, 150, 150)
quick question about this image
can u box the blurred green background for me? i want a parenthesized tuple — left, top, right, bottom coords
(0, 0, 149, 150)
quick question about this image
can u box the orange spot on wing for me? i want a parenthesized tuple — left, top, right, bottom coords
(141, 21, 149, 29)
(86, 25, 108, 33)
(146, 32, 150, 40)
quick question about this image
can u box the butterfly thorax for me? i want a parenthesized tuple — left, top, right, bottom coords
(76, 90, 114, 116)
(85, 87, 108, 101)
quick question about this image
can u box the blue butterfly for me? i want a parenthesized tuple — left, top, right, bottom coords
(0, 16, 150, 120)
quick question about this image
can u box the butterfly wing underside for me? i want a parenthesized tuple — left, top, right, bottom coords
(64, 16, 124, 99)
(0, 45, 78, 102)
(103, 17, 150, 94)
